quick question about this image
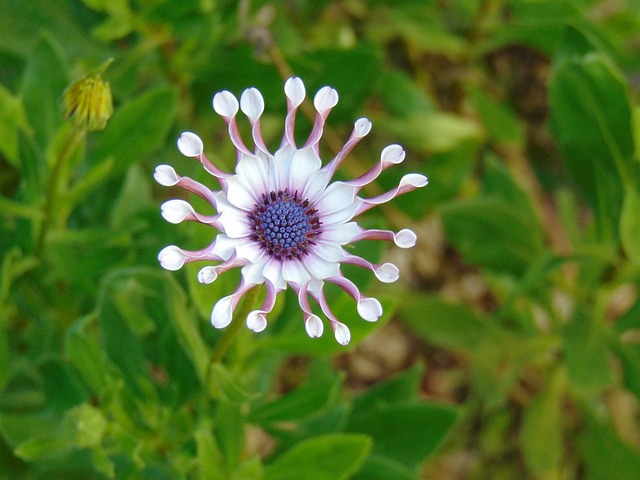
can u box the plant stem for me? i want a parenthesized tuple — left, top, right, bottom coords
(210, 286, 260, 365)
(35, 128, 86, 257)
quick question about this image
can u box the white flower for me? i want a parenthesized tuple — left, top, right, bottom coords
(156, 77, 427, 344)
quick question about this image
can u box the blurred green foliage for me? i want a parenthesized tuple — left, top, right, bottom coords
(2, 0, 640, 479)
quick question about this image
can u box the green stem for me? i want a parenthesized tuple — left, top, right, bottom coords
(35, 128, 86, 257)
(210, 286, 261, 365)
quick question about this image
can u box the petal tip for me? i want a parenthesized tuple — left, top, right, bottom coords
(158, 245, 186, 271)
(177, 132, 203, 157)
(305, 315, 324, 338)
(213, 91, 239, 118)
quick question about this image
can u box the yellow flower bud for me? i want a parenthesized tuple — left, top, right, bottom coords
(62, 60, 114, 132)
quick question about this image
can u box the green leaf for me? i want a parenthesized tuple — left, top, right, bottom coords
(98, 277, 149, 394)
(351, 455, 416, 480)
(194, 419, 227, 480)
(620, 188, 640, 266)
(62, 403, 108, 448)
(14, 435, 71, 461)
(168, 273, 210, 385)
(468, 87, 524, 146)
(352, 364, 423, 413)
(549, 28, 635, 241)
(578, 411, 640, 480)
(521, 371, 564, 474)
(347, 402, 458, 469)
(563, 307, 613, 395)
(215, 401, 245, 471)
(91, 445, 115, 479)
(264, 433, 372, 480)
(614, 343, 640, 403)
(65, 315, 109, 393)
(0, 83, 29, 167)
(208, 363, 257, 403)
(0, 0, 98, 57)
(39, 358, 89, 413)
(93, 86, 178, 174)
(440, 197, 544, 275)
(400, 295, 495, 352)
(110, 165, 153, 229)
(385, 111, 482, 153)
(250, 375, 341, 425)
(20, 34, 69, 150)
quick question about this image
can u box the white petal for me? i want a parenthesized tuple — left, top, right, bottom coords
(225, 175, 260, 211)
(246, 311, 267, 332)
(301, 170, 329, 202)
(381, 144, 405, 165)
(211, 234, 240, 261)
(177, 132, 204, 157)
(273, 144, 295, 192)
(262, 258, 286, 290)
(241, 256, 269, 284)
(375, 263, 399, 283)
(401, 173, 428, 188)
(313, 86, 338, 113)
(236, 154, 270, 196)
(213, 91, 239, 118)
(357, 297, 383, 322)
(158, 246, 186, 271)
(161, 199, 194, 224)
(320, 223, 360, 244)
(311, 241, 344, 263)
(395, 229, 417, 248)
(211, 295, 234, 328)
(218, 208, 252, 238)
(302, 254, 339, 280)
(235, 242, 264, 264)
(315, 182, 357, 214)
(289, 148, 322, 191)
(334, 323, 351, 345)
(240, 87, 265, 121)
(319, 198, 361, 227)
(284, 77, 305, 107)
(282, 260, 311, 286)
(354, 118, 372, 138)
(154, 165, 179, 186)
(305, 315, 324, 338)
(198, 266, 218, 284)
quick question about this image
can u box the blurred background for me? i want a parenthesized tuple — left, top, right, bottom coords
(2, 0, 640, 479)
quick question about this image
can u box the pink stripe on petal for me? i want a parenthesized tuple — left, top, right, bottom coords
(322, 118, 371, 179)
(355, 173, 428, 215)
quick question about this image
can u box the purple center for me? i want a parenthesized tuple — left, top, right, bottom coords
(249, 190, 321, 260)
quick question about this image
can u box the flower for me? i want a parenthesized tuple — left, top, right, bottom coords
(156, 77, 427, 345)
(62, 59, 114, 132)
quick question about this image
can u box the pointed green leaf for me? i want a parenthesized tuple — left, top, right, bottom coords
(549, 28, 635, 240)
(265, 434, 372, 480)
(521, 371, 564, 473)
(14, 435, 71, 461)
(195, 419, 227, 480)
(347, 402, 458, 468)
(563, 308, 613, 395)
(250, 375, 341, 424)
(93, 86, 178, 174)
(440, 197, 544, 275)
(0, 84, 29, 167)
(578, 411, 640, 480)
(21, 34, 69, 150)
(620, 188, 640, 266)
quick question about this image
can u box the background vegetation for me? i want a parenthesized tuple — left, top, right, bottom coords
(2, 0, 640, 478)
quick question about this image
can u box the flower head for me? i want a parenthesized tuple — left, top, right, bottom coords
(156, 77, 427, 345)
(62, 59, 114, 132)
